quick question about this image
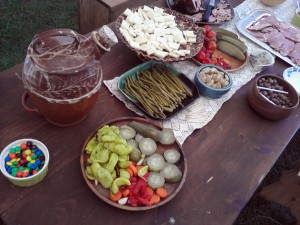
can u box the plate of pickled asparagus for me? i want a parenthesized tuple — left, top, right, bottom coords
(80, 117, 187, 210)
(118, 60, 200, 119)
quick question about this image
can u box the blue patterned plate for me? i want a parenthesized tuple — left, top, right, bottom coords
(283, 67, 300, 96)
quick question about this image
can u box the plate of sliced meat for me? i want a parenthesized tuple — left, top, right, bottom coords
(166, 0, 234, 25)
(236, 9, 300, 67)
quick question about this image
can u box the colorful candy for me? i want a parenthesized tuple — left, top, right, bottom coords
(4, 141, 45, 178)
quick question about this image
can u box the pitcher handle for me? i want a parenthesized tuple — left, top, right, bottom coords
(22, 91, 39, 114)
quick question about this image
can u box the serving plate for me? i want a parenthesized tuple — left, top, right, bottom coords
(192, 49, 249, 72)
(115, 6, 204, 62)
(283, 67, 300, 96)
(192, 27, 248, 72)
(80, 117, 187, 211)
(236, 9, 298, 67)
(166, 0, 235, 25)
(117, 60, 200, 119)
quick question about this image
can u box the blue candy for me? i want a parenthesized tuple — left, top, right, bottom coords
(30, 164, 36, 170)
(5, 156, 10, 162)
(35, 159, 41, 165)
(35, 149, 42, 156)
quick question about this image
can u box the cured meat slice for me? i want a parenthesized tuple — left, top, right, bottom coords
(247, 22, 273, 31)
(288, 43, 300, 65)
(279, 27, 300, 42)
(279, 38, 295, 56)
(264, 30, 285, 50)
(247, 30, 267, 42)
(247, 15, 280, 31)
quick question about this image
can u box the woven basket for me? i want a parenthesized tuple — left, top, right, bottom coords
(260, 0, 286, 7)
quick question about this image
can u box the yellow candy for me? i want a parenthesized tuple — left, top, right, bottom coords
(24, 150, 31, 156)
(30, 160, 36, 164)
(11, 159, 17, 162)
(6, 162, 12, 166)
(26, 156, 32, 161)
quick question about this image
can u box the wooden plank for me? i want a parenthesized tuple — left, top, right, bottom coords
(78, 0, 110, 34)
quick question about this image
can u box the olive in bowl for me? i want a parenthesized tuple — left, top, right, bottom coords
(194, 64, 233, 98)
(247, 74, 299, 120)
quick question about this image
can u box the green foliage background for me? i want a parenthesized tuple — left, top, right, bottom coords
(0, 0, 78, 72)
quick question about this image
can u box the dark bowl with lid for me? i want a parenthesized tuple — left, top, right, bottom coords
(247, 74, 299, 120)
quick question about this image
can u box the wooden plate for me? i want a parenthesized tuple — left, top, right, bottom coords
(192, 49, 249, 72)
(115, 6, 204, 63)
(80, 117, 187, 211)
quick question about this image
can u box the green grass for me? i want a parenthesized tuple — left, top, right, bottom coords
(0, 0, 78, 72)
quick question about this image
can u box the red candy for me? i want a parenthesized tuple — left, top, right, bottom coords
(16, 171, 23, 177)
(32, 170, 38, 175)
(20, 143, 27, 150)
(9, 153, 16, 159)
(22, 172, 29, 177)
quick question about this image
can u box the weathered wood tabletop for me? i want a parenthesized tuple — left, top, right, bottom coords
(0, 0, 299, 224)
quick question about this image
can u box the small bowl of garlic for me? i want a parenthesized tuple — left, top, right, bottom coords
(194, 64, 233, 98)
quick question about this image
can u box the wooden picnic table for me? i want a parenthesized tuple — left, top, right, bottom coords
(0, 0, 299, 224)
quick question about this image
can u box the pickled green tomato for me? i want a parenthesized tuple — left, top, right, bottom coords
(85, 125, 133, 190)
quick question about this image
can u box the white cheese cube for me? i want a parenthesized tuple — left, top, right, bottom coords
(154, 6, 164, 14)
(154, 16, 165, 23)
(148, 34, 156, 41)
(135, 35, 148, 45)
(156, 45, 163, 51)
(169, 52, 180, 58)
(156, 36, 167, 43)
(187, 37, 197, 43)
(123, 8, 133, 17)
(160, 43, 172, 52)
(171, 27, 182, 35)
(143, 5, 153, 12)
(183, 30, 195, 37)
(128, 40, 140, 50)
(173, 33, 184, 43)
(164, 15, 175, 21)
(146, 47, 156, 55)
(121, 20, 130, 30)
(153, 50, 169, 58)
(142, 12, 149, 21)
(140, 44, 152, 51)
(168, 22, 177, 28)
(138, 8, 143, 18)
(179, 37, 188, 45)
(149, 40, 160, 47)
(180, 49, 191, 54)
(148, 24, 156, 33)
(168, 42, 180, 50)
(166, 35, 174, 43)
(173, 50, 186, 56)
(154, 27, 165, 37)
(156, 22, 166, 28)
(146, 10, 155, 19)
(128, 28, 137, 37)
(127, 13, 136, 25)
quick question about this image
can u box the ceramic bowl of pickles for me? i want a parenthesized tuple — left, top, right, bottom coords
(194, 64, 233, 98)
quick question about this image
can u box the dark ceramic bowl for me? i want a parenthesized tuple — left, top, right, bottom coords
(248, 74, 299, 120)
(194, 64, 233, 98)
